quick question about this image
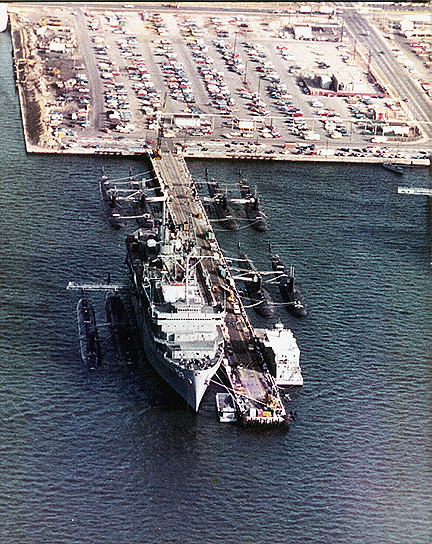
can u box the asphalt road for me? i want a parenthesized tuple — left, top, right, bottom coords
(74, 7, 104, 130)
(341, 7, 431, 138)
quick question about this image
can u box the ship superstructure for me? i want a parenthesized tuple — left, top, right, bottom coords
(126, 196, 226, 411)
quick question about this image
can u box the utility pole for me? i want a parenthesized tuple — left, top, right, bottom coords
(243, 60, 248, 85)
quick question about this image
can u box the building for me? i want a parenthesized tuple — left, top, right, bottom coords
(293, 25, 313, 40)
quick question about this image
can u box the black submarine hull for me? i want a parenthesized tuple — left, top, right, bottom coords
(106, 293, 136, 367)
(271, 255, 308, 318)
(207, 181, 238, 230)
(239, 181, 268, 232)
(100, 176, 126, 230)
(240, 253, 274, 318)
(77, 297, 102, 370)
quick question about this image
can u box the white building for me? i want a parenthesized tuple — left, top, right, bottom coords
(294, 25, 313, 40)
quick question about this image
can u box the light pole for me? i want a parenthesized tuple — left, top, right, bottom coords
(243, 60, 248, 85)
(233, 32, 239, 62)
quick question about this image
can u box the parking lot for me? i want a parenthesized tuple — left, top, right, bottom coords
(10, 4, 430, 161)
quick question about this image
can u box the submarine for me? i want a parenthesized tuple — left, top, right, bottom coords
(106, 292, 136, 367)
(132, 191, 156, 229)
(77, 295, 102, 370)
(239, 179, 268, 232)
(99, 172, 126, 230)
(207, 179, 238, 230)
(239, 253, 274, 318)
(270, 254, 308, 318)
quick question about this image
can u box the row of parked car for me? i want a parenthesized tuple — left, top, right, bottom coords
(182, 33, 236, 114)
(87, 11, 165, 134)
(155, 39, 198, 107)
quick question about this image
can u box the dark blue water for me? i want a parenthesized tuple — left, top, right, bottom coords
(1, 32, 431, 544)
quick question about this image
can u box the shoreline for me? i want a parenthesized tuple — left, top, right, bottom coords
(22, 140, 430, 166)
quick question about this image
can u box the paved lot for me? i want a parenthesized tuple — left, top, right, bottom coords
(10, 3, 431, 161)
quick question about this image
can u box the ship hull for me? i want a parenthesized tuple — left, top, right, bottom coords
(240, 253, 274, 318)
(278, 284, 308, 318)
(239, 183, 268, 231)
(207, 182, 237, 230)
(132, 293, 223, 411)
(244, 285, 274, 317)
(271, 255, 308, 318)
(244, 209, 267, 232)
(106, 293, 135, 366)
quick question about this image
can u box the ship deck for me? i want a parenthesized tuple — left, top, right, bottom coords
(150, 150, 258, 364)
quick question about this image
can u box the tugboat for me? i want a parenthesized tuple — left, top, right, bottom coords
(238, 253, 274, 318)
(270, 254, 308, 318)
(99, 171, 126, 230)
(207, 179, 238, 230)
(239, 179, 268, 231)
(106, 292, 136, 367)
(77, 295, 101, 370)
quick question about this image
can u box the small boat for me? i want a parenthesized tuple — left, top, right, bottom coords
(271, 254, 307, 318)
(106, 292, 136, 367)
(239, 253, 274, 318)
(382, 163, 405, 175)
(239, 179, 268, 231)
(99, 173, 126, 229)
(215, 393, 237, 423)
(77, 296, 101, 370)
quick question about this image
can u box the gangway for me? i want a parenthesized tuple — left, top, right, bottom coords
(398, 187, 432, 196)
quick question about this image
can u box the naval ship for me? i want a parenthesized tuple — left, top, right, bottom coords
(270, 254, 308, 318)
(125, 196, 226, 411)
(99, 172, 126, 230)
(238, 253, 274, 318)
(207, 179, 238, 230)
(238, 179, 268, 232)
(77, 295, 101, 370)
